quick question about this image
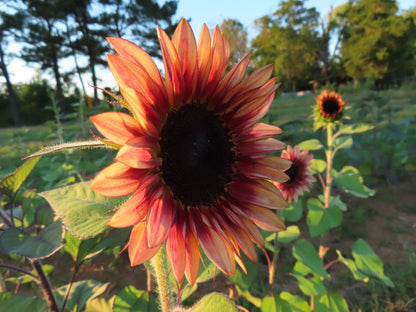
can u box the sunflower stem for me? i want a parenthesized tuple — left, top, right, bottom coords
(152, 246, 174, 312)
(268, 235, 280, 295)
(322, 124, 334, 249)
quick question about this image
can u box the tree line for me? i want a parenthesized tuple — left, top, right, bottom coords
(1, 0, 415, 127)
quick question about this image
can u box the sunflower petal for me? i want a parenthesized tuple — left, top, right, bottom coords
(184, 225, 200, 286)
(166, 211, 186, 284)
(196, 24, 212, 97)
(239, 123, 283, 142)
(90, 112, 142, 146)
(129, 222, 161, 266)
(116, 137, 161, 169)
(238, 138, 286, 156)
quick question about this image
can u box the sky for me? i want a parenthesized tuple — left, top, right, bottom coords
(4, 0, 416, 88)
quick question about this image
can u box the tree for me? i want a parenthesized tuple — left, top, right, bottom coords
(338, 0, 410, 83)
(0, 10, 24, 126)
(252, 0, 321, 91)
(220, 19, 248, 70)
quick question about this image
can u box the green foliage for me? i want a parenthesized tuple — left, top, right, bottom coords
(229, 252, 259, 291)
(261, 292, 312, 312)
(0, 293, 48, 312)
(306, 198, 343, 237)
(190, 293, 239, 312)
(313, 293, 349, 312)
(292, 262, 327, 296)
(112, 285, 159, 312)
(39, 181, 125, 239)
(331, 166, 375, 198)
(293, 240, 328, 278)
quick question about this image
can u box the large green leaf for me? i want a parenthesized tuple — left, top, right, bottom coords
(314, 293, 350, 312)
(352, 239, 394, 287)
(0, 293, 48, 312)
(292, 262, 327, 296)
(85, 297, 114, 312)
(298, 139, 323, 151)
(293, 240, 328, 278)
(261, 293, 312, 312)
(331, 166, 375, 198)
(318, 195, 347, 212)
(307, 198, 342, 237)
(54, 280, 109, 312)
(336, 250, 369, 282)
(40, 181, 125, 239)
(333, 136, 353, 151)
(0, 221, 63, 259)
(113, 285, 159, 312)
(278, 225, 300, 243)
(0, 156, 41, 197)
(190, 293, 238, 312)
(310, 159, 326, 174)
(337, 124, 373, 135)
(280, 200, 303, 222)
(229, 252, 259, 291)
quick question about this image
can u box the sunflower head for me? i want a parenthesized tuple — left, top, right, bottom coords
(89, 19, 290, 285)
(314, 90, 345, 127)
(274, 145, 316, 203)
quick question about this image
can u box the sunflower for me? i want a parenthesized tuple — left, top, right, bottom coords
(315, 90, 345, 121)
(274, 145, 315, 203)
(90, 19, 290, 285)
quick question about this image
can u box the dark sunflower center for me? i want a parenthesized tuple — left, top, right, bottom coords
(284, 164, 299, 185)
(159, 103, 235, 207)
(322, 99, 340, 116)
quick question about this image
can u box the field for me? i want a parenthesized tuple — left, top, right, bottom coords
(1, 84, 416, 311)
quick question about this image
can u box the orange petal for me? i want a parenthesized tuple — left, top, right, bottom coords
(146, 188, 175, 248)
(106, 37, 166, 93)
(116, 137, 161, 169)
(90, 112, 142, 146)
(129, 222, 161, 266)
(157, 25, 185, 104)
(172, 19, 198, 101)
(166, 209, 186, 284)
(238, 138, 286, 156)
(184, 225, 200, 286)
(90, 162, 146, 197)
(196, 24, 212, 98)
(229, 178, 289, 210)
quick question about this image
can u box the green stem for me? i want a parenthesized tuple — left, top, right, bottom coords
(268, 236, 280, 295)
(322, 124, 334, 249)
(152, 246, 174, 312)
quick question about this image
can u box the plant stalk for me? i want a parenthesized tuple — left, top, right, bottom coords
(152, 246, 174, 312)
(32, 260, 59, 312)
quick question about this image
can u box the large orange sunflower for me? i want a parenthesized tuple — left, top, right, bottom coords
(90, 19, 290, 285)
(274, 145, 315, 203)
(316, 90, 345, 121)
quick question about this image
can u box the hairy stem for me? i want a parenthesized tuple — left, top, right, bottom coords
(32, 260, 59, 312)
(152, 246, 174, 312)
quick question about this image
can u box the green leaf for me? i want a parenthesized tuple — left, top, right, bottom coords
(0, 156, 41, 197)
(338, 124, 373, 135)
(229, 252, 259, 291)
(278, 225, 300, 243)
(314, 293, 350, 312)
(85, 297, 114, 312)
(279, 292, 312, 312)
(310, 159, 326, 174)
(280, 200, 303, 222)
(113, 285, 159, 312)
(307, 198, 342, 237)
(54, 280, 109, 312)
(261, 297, 277, 312)
(331, 166, 375, 198)
(299, 139, 323, 151)
(333, 136, 353, 150)
(336, 250, 369, 282)
(0, 221, 64, 259)
(293, 240, 329, 278)
(292, 262, 327, 296)
(317, 195, 347, 212)
(40, 181, 125, 239)
(352, 239, 394, 287)
(0, 293, 48, 312)
(190, 293, 238, 312)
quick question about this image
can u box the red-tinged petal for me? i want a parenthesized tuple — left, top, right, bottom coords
(239, 202, 286, 232)
(213, 51, 252, 103)
(90, 162, 146, 197)
(119, 87, 161, 138)
(147, 188, 175, 248)
(184, 226, 200, 286)
(129, 222, 161, 266)
(196, 24, 212, 97)
(172, 19, 198, 101)
(90, 112, 142, 146)
(107, 37, 166, 92)
(107, 54, 168, 116)
(229, 178, 289, 210)
(116, 137, 161, 169)
(157, 25, 185, 104)
(166, 209, 186, 284)
(107, 191, 147, 228)
(238, 138, 286, 157)
(202, 26, 229, 100)
(239, 123, 283, 142)
(237, 160, 289, 183)
(192, 210, 232, 275)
